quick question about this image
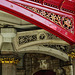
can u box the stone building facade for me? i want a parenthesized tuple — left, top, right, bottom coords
(0, 10, 74, 75)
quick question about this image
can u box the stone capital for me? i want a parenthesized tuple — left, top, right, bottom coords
(1, 28, 16, 42)
(0, 53, 20, 64)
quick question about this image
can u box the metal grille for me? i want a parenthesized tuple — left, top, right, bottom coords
(13, 2, 74, 33)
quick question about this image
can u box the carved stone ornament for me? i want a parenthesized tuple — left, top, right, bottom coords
(39, 44, 70, 53)
(0, 57, 19, 64)
(14, 29, 66, 50)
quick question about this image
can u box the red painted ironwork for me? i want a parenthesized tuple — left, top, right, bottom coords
(30, 0, 44, 4)
(61, 0, 75, 14)
(0, 0, 75, 45)
(44, 0, 64, 9)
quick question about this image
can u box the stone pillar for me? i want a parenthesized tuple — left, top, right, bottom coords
(63, 65, 73, 75)
(72, 59, 75, 75)
(0, 28, 16, 53)
(0, 54, 20, 75)
(1, 28, 16, 43)
(2, 63, 16, 75)
(71, 45, 75, 75)
(68, 45, 75, 75)
(0, 28, 20, 75)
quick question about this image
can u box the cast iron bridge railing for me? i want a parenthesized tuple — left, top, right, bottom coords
(0, 0, 75, 45)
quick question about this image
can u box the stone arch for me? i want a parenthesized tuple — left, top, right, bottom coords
(12, 30, 69, 61)
(13, 29, 69, 50)
(16, 45, 69, 61)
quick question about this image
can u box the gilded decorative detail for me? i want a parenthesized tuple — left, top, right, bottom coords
(14, 2, 74, 33)
(62, 17, 72, 30)
(68, 52, 75, 58)
(0, 57, 19, 64)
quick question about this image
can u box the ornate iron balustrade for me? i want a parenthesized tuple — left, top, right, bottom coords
(14, 2, 74, 33)
(0, 0, 75, 45)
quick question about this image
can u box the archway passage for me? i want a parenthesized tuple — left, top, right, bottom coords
(33, 70, 56, 75)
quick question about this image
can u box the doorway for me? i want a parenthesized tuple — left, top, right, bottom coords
(33, 70, 56, 75)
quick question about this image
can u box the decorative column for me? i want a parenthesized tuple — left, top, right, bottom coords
(0, 28, 19, 75)
(72, 59, 75, 75)
(68, 45, 75, 75)
(0, 54, 20, 75)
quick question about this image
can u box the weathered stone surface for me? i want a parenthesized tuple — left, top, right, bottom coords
(2, 63, 16, 75)
(1, 43, 14, 52)
(73, 59, 75, 75)
(16, 70, 25, 75)
(63, 65, 73, 75)
(23, 53, 62, 75)
(1, 28, 16, 42)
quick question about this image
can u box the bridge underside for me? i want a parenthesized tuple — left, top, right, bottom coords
(0, 0, 75, 75)
(0, 0, 75, 45)
(0, 9, 74, 75)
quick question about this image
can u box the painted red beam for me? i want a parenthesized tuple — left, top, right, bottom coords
(44, 0, 64, 9)
(27, 0, 75, 14)
(61, 0, 75, 14)
(0, 0, 75, 45)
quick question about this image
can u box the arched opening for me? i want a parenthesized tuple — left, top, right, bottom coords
(33, 70, 56, 75)
(23, 53, 66, 75)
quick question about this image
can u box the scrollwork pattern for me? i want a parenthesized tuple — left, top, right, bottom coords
(19, 35, 37, 44)
(40, 44, 70, 53)
(14, 2, 74, 33)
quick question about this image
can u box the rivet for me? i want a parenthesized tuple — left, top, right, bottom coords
(31, 14, 33, 16)
(10, 5, 13, 8)
(65, 32, 67, 35)
(49, 24, 52, 26)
